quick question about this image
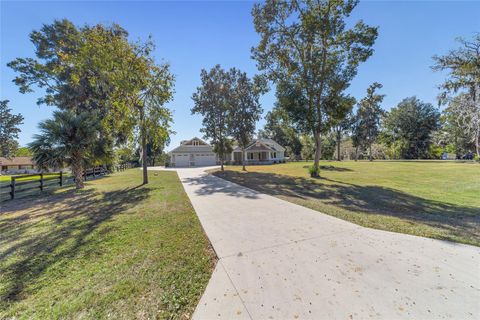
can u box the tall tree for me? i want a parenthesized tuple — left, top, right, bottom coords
(332, 111, 355, 161)
(261, 106, 303, 158)
(132, 61, 175, 184)
(432, 34, 480, 105)
(432, 34, 480, 157)
(29, 110, 102, 189)
(228, 70, 266, 171)
(192, 65, 233, 171)
(444, 93, 479, 157)
(356, 82, 385, 161)
(383, 97, 440, 159)
(350, 110, 367, 161)
(252, 0, 377, 177)
(0, 100, 24, 158)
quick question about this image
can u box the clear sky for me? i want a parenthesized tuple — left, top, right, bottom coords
(1, 1, 479, 151)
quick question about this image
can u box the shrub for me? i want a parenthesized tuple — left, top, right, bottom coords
(308, 165, 319, 177)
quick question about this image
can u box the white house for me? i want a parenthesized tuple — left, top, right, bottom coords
(229, 138, 285, 165)
(168, 137, 285, 167)
(168, 137, 217, 167)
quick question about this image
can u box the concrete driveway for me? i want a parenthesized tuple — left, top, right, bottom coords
(152, 166, 480, 319)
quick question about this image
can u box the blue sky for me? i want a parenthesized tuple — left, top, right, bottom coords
(1, 1, 479, 151)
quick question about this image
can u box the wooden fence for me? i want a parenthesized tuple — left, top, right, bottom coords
(1, 172, 66, 200)
(1, 164, 134, 201)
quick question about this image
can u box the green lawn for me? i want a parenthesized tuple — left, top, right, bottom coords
(213, 161, 480, 246)
(0, 169, 215, 319)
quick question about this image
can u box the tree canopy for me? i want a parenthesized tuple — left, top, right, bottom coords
(356, 82, 385, 160)
(191, 65, 233, 171)
(383, 97, 440, 159)
(228, 70, 266, 170)
(9, 19, 174, 185)
(0, 100, 24, 158)
(252, 0, 377, 176)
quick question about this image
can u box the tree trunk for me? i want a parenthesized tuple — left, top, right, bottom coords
(142, 135, 148, 184)
(140, 108, 148, 185)
(336, 131, 341, 161)
(476, 135, 480, 158)
(355, 146, 359, 161)
(241, 147, 246, 171)
(72, 158, 84, 189)
(220, 153, 224, 171)
(312, 131, 321, 177)
(369, 143, 373, 161)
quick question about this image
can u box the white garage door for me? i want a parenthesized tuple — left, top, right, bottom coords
(174, 154, 189, 167)
(194, 153, 217, 166)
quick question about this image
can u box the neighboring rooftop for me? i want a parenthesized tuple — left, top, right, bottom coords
(0, 157, 35, 166)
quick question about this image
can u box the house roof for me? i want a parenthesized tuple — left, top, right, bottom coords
(169, 137, 214, 154)
(233, 138, 285, 152)
(0, 157, 35, 166)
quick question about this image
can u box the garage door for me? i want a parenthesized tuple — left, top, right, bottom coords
(194, 153, 217, 166)
(174, 154, 189, 167)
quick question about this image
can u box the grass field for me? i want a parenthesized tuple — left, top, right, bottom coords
(213, 161, 480, 246)
(0, 169, 215, 319)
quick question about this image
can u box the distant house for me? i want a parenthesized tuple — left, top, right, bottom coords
(229, 138, 285, 165)
(169, 137, 217, 167)
(168, 137, 285, 167)
(0, 157, 36, 174)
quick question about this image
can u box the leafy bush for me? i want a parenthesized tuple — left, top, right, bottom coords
(308, 165, 319, 177)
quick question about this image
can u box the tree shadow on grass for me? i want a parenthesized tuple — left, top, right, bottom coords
(301, 165, 353, 172)
(213, 171, 480, 245)
(0, 185, 150, 305)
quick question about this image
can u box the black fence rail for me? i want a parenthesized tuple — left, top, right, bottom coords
(1, 163, 135, 202)
(1, 172, 69, 201)
(83, 166, 109, 181)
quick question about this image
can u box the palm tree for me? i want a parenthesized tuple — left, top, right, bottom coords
(29, 110, 101, 189)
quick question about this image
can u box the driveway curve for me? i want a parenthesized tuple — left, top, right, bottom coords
(151, 166, 480, 319)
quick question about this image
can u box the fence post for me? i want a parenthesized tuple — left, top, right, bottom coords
(93, 167, 96, 179)
(59, 171, 63, 186)
(10, 177, 15, 200)
(40, 173, 44, 191)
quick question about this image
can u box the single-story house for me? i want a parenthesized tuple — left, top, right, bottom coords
(168, 137, 285, 167)
(229, 138, 285, 165)
(0, 157, 36, 174)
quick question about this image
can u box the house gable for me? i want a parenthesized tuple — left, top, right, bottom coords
(181, 137, 208, 146)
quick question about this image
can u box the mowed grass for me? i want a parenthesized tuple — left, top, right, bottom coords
(0, 169, 216, 319)
(213, 161, 480, 246)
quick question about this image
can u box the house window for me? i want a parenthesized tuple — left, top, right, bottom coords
(272, 152, 277, 158)
(248, 153, 254, 160)
(193, 140, 199, 146)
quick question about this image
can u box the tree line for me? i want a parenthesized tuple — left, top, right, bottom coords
(2, 0, 478, 185)
(253, 1, 479, 175)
